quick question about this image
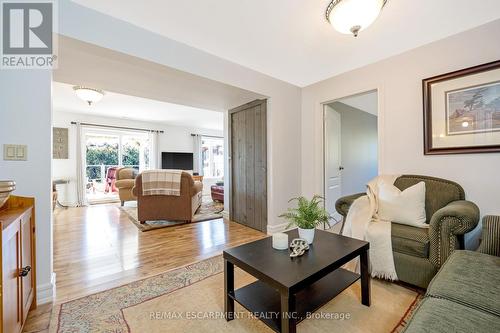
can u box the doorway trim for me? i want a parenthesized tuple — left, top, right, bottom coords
(319, 87, 384, 203)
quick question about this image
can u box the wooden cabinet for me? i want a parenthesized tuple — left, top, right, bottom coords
(0, 196, 36, 333)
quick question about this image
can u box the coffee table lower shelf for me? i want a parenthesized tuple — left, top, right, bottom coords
(229, 268, 360, 333)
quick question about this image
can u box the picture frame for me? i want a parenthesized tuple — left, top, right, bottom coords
(423, 60, 500, 154)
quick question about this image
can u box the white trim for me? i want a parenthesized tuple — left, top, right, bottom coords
(312, 86, 385, 198)
(221, 210, 230, 220)
(37, 272, 56, 305)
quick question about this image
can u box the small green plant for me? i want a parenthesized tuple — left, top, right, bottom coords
(279, 195, 331, 229)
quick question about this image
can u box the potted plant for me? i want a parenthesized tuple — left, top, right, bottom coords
(279, 195, 331, 244)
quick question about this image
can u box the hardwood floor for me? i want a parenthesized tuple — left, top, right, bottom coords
(23, 204, 266, 333)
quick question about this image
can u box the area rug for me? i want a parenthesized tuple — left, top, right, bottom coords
(120, 198, 224, 231)
(49, 255, 422, 333)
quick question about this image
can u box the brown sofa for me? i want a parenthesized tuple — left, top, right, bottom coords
(132, 171, 203, 223)
(115, 167, 138, 206)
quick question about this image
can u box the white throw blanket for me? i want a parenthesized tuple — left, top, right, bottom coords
(342, 175, 400, 281)
(141, 170, 182, 196)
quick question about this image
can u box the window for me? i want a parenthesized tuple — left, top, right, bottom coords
(201, 137, 224, 178)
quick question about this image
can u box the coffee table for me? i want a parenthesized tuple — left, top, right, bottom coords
(223, 229, 370, 333)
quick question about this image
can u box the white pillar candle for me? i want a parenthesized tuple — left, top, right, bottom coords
(272, 232, 289, 250)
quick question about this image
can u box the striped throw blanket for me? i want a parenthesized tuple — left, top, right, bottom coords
(141, 170, 182, 196)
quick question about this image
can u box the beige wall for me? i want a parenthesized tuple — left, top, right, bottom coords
(302, 19, 500, 245)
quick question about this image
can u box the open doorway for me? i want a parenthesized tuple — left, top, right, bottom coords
(324, 90, 378, 220)
(84, 128, 151, 204)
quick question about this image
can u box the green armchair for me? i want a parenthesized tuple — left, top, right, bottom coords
(336, 175, 480, 288)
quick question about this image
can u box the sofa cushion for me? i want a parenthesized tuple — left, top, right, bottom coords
(391, 223, 429, 258)
(426, 250, 500, 316)
(403, 297, 500, 333)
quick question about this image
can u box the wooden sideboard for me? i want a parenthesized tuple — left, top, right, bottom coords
(0, 196, 36, 333)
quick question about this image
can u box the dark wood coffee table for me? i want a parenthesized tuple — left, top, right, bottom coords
(223, 229, 370, 333)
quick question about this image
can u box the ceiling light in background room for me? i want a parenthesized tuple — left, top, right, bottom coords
(326, 0, 388, 37)
(73, 86, 105, 106)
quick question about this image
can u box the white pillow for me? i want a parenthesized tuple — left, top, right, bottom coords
(377, 181, 427, 228)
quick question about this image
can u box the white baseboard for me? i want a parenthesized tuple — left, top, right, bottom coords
(37, 272, 56, 305)
(221, 210, 230, 219)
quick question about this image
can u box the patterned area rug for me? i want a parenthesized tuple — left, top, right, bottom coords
(49, 255, 422, 333)
(120, 198, 224, 231)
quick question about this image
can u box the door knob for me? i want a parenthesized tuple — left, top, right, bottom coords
(339, 166, 344, 171)
(19, 266, 31, 277)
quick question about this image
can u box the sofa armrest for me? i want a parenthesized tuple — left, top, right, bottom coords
(429, 200, 480, 267)
(477, 215, 500, 256)
(335, 192, 365, 218)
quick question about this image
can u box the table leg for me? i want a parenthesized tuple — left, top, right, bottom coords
(224, 260, 235, 321)
(360, 250, 371, 306)
(280, 291, 296, 333)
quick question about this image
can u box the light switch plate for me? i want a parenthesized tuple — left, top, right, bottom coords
(3, 144, 28, 161)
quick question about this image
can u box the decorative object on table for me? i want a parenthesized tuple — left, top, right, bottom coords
(53, 127, 69, 159)
(272, 232, 288, 250)
(423, 60, 500, 154)
(279, 195, 331, 244)
(289, 238, 310, 258)
(215, 180, 224, 186)
(0, 180, 15, 209)
(326, 0, 389, 37)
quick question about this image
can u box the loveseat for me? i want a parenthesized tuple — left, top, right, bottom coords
(336, 175, 480, 288)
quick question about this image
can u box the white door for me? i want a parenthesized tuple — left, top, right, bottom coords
(324, 105, 342, 220)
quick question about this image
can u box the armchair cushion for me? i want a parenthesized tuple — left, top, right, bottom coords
(391, 223, 429, 258)
(426, 250, 500, 317)
(394, 175, 464, 222)
(429, 200, 480, 266)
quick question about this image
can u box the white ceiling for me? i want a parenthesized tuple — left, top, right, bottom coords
(53, 82, 224, 130)
(73, 0, 500, 87)
(337, 90, 378, 116)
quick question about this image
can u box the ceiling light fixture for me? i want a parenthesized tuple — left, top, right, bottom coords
(73, 86, 105, 106)
(326, 0, 387, 37)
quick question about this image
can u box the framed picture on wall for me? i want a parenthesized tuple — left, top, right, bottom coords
(423, 60, 500, 154)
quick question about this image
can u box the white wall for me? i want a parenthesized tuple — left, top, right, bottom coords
(52, 110, 222, 205)
(0, 70, 54, 304)
(59, 1, 302, 232)
(302, 20, 500, 247)
(329, 102, 378, 195)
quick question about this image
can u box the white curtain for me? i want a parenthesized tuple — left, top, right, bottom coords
(75, 123, 88, 207)
(192, 134, 203, 175)
(149, 131, 160, 169)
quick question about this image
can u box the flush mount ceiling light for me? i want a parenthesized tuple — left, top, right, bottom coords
(326, 0, 387, 37)
(73, 86, 105, 106)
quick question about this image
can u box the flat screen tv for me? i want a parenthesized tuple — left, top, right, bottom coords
(161, 152, 193, 170)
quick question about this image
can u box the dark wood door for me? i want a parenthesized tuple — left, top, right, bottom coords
(229, 99, 267, 232)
